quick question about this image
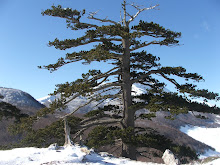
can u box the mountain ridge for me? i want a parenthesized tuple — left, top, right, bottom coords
(0, 87, 45, 115)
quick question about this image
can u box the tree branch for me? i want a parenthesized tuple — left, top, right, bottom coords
(160, 73, 181, 88)
(131, 70, 161, 84)
(61, 93, 121, 119)
(73, 127, 87, 141)
(61, 98, 95, 119)
(92, 67, 120, 83)
(88, 11, 118, 25)
(128, 4, 159, 23)
(130, 41, 160, 52)
(77, 118, 122, 129)
(79, 114, 114, 125)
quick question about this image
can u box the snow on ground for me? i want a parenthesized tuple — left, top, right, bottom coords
(178, 114, 220, 164)
(205, 158, 220, 165)
(0, 144, 163, 165)
(1, 125, 220, 165)
(180, 125, 220, 159)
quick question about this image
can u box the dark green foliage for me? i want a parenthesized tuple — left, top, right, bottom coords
(16, 116, 82, 148)
(139, 113, 156, 120)
(0, 101, 28, 122)
(84, 105, 120, 118)
(9, 116, 37, 135)
(0, 145, 11, 150)
(136, 92, 220, 116)
(86, 126, 198, 163)
(131, 21, 181, 46)
(86, 126, 118, 148)
(84, 109, 105, 118)
(33, 1, 220, 160)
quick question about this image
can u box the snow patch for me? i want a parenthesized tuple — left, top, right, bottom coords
(180, 125, 220, 158)
(0, 144, 163, 165)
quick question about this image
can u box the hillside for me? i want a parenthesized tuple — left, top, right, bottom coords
(0, 87, 45, 115)
(37, 84, 219, 162)
(0, 85, 219, 163)
(0, 87, 46, 146)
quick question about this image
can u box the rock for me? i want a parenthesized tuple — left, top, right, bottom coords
(48, 143, 59, 150)
(162, 149, 180, 165)
(81, 147, 92, 154)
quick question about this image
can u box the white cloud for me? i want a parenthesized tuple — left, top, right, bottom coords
(202, 20, 210, 31)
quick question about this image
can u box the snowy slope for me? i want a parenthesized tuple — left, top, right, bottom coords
(0, 87, 44, 114)
(179, 124, 220, 164)
(0, 144, 163, 165)
(180, 123, 220, 158)
(0, 142, 220, 165)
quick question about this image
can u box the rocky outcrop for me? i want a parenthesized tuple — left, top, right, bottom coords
(162, 149, 180, 165)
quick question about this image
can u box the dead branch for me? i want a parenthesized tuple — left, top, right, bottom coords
(88, 10, 118, 25)
(128, 4, 159, 23)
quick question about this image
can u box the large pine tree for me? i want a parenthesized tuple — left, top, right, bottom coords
(37, 0, 219, 160)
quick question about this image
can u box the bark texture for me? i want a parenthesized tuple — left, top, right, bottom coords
(64, 117, 72, 146)
(121, 37, 136, 160)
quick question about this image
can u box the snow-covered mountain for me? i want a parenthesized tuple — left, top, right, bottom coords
(37, 95, 57, 107)
(0, 87, 45, 115)
(37, 83, 153, 113)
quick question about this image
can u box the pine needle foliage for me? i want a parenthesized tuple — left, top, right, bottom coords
(27, 0, 219, 160)
(0, 101, 28, 122)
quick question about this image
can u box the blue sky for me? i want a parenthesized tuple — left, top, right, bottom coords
(0, 0, 219, 106)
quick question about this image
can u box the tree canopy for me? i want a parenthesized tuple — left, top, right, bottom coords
(15, 0, 219, 161)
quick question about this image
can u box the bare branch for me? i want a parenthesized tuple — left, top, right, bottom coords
(128, 4, 159, 23)
(88, 10, 118, 25)
(119, 10, 123, 24)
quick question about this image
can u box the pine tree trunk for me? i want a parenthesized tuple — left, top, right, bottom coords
(64, 117, 72, 146)
(121, 38, 136, 160)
